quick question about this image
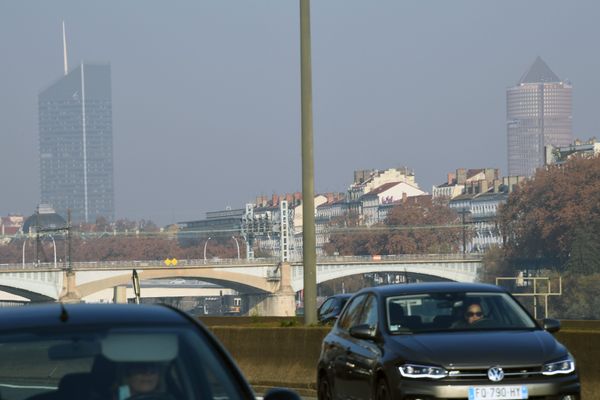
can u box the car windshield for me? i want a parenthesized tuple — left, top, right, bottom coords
(0, 326, 246, 400)
(386, 291, 537, 334)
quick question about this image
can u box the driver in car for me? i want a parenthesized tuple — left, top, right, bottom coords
(114, 362, 173, 400)
(451, 301, 485, 328)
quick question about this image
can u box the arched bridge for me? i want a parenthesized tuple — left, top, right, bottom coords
(0, 254, 482, 303)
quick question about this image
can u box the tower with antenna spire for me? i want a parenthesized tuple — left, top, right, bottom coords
(37, 22, 115, 223)
(506, 57, 573, 177)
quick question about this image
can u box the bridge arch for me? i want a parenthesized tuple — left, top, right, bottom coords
(76, 269, 279, 298)
(291, 261, 481, 292)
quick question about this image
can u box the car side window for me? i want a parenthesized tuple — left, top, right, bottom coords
(357, 295, 378, 328)
(337, 295, 367, 331)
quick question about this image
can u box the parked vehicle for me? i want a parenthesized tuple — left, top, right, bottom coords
(0, 303, 299, 400)
(317, 282, 580, 400)
(318, 293, 352, 324)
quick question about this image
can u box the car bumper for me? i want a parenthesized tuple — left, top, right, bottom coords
(392, 374, 580, 399)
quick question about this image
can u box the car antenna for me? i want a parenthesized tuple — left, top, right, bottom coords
(59, 302, 69, 322)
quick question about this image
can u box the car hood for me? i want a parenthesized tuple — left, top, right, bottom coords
(388, 330, 567, 368)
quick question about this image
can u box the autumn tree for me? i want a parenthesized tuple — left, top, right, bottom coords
(324, 197, 464, 256)
(384, 197, 464, 254)
(499, 156, 600, 271)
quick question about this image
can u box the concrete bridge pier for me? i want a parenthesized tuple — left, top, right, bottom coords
(58, 270, 82, 303)
(246, 263, 296, 317)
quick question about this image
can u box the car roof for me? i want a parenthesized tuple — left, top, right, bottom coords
(355, 282, 505, 297)
(330, 293, 352, 299)
(0, 303, 190, 331)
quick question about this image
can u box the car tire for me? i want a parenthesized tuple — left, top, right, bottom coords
(317, 374, 333, 400)
(375, 378, 390, 400)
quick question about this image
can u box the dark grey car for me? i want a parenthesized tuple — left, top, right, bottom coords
(317, 282, 580, 400)
(318, 294, 352, 324)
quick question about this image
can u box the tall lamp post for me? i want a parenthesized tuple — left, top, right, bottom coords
(203, 237, 212, 264)
(231, 236, 240, 260)
(45, 235, 57, 268)
(22, 238, 31, 267)
(300, 0, 317, 325)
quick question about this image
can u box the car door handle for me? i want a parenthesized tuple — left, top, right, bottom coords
(345, 361, 356, 368)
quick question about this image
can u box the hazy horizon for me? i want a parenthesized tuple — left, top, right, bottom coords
(2, 1, 600, 225)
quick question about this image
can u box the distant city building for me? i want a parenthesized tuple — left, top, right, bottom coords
(21, 204, 66, 235)
(433, 168, 499, 200)
(545, 138, 600, 165)
(0, 214, 24, 243)
(348, 167, 418, 201)
(360, 181, 426, 226)
(39, 64, 115, 223)
(449, 176, 525, 252)
(507, 57, 573, 177)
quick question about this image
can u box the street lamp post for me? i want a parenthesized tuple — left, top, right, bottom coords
(231, 236, 240, 260)
(22, 239, 29, 267)
(47, 235, 57, 268)
(203, 237, 212, 264)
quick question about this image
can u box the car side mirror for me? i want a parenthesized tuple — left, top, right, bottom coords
(349, 324, 377, 340)
(264, 387, 302, 400)
(542, 318, 561, 333)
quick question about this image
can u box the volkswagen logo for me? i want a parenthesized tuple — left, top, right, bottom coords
(487, 366, 504, 382)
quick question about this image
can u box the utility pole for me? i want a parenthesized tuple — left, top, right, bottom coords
(300, 0, 317, 325)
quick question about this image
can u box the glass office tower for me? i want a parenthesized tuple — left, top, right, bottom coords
(507, 57, 572, 177)
(39, 64, 114, 223)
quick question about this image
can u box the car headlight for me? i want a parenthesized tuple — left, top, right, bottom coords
(399, 363, 448, 379)
(542, 354, 575, 376)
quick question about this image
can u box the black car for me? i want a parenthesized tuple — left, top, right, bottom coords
(317, 282, 580, 400)
(318, 294, 352, 324)
(0, 303, 299, 400)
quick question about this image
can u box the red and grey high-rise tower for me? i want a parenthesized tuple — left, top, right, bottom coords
(507, 57, 572, 177)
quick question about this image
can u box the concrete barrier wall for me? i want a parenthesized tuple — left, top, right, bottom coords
(211, 326, 328, 395)
(206, 319, 600, 399)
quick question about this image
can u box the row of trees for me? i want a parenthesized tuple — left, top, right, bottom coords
(324, 196, 466, 256)
(0, 234, 246, 264)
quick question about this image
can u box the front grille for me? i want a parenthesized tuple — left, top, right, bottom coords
(446, 366, 543, 381)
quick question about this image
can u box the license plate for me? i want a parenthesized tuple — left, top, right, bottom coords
(468, 386, 528, 400)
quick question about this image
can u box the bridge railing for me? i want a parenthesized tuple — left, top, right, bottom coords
(0, 253, 482, 272)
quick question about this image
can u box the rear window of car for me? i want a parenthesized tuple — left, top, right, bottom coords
(0, 326, 248, 400)
(386, 291, 537, 334)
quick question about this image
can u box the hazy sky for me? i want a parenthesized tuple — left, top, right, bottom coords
(1, 1, 599, 225)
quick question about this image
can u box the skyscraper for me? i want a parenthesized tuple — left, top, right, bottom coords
(507, 57, 572, 177)
(38, 63, 115, 223)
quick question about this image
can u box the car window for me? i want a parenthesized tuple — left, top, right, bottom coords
(319, 298, 335, 316)
(337, 294, 367, 331)
(0, 327, 248, 400)
(357, 295, 378, 328)
(386, 291, 537, 334)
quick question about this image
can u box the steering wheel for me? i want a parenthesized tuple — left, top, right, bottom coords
(471, 318, 495, 328)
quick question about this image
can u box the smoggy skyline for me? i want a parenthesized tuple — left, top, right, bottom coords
(1, 1, 600, 225)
